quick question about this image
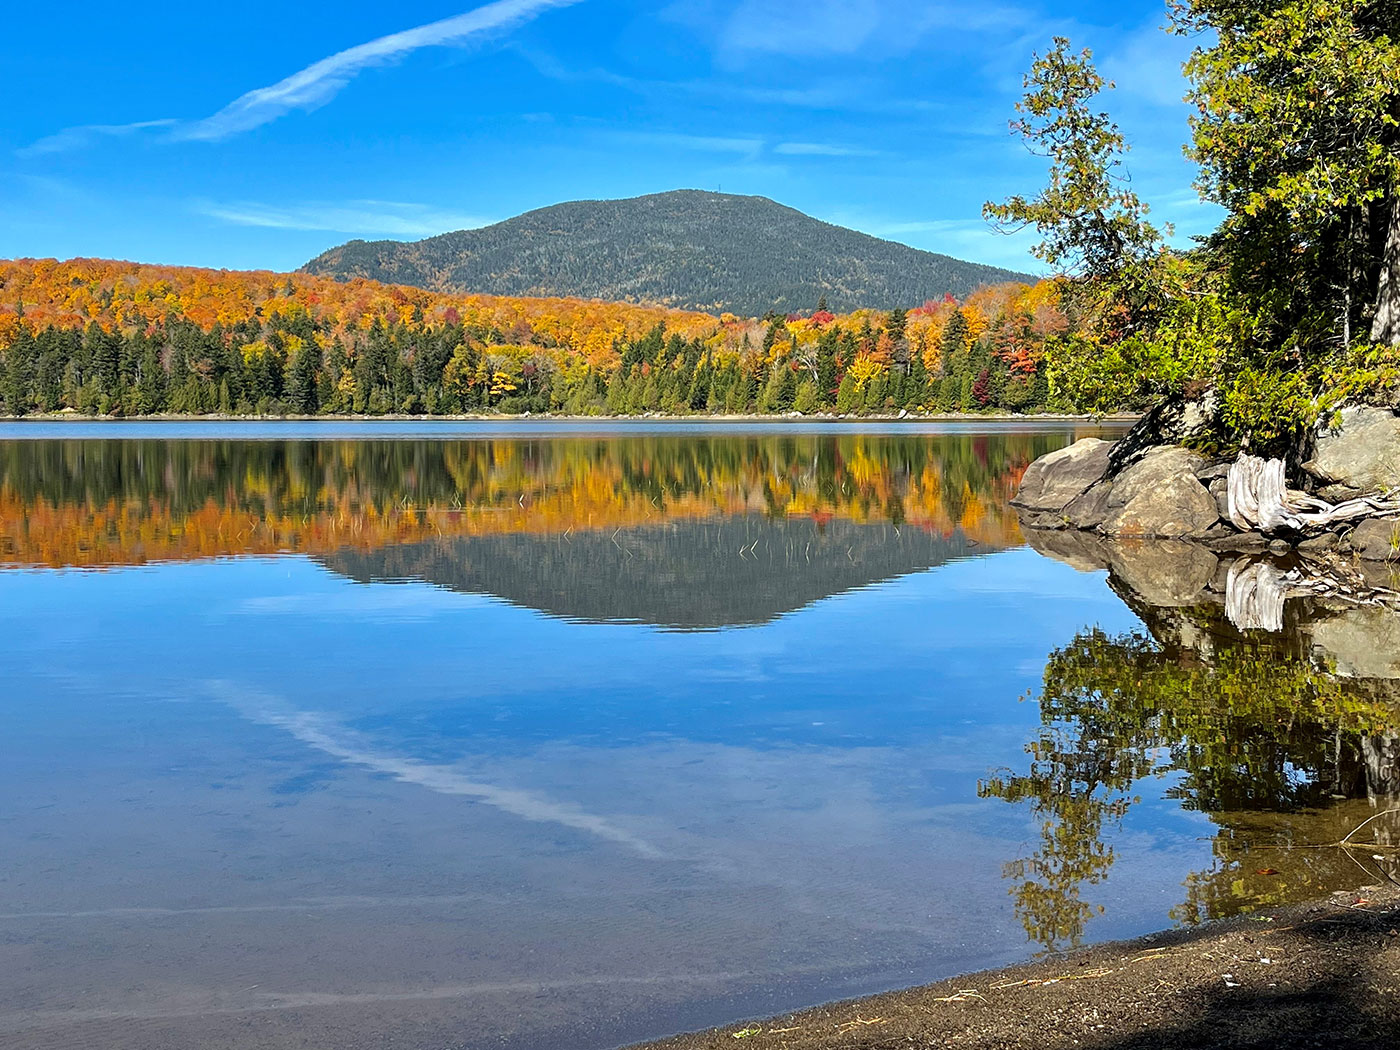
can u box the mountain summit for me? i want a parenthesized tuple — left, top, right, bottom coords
(301, 190, 1031, 316)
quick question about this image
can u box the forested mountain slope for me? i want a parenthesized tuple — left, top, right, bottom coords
(302, 190, 1031, 316)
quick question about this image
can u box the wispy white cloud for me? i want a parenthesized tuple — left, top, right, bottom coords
(835, 215, 1040, 272)
(17, 119, 178, 158)
(179, 0, 583, 141)
(22, 0, 581, 154)
(626, 132, 765, 157)
(512, 40, 939, 116)
(686, 0, 1034, 63)
(774, 142, 878, 157)
(195, 199, 490, 236)
(231, 585, 492, 618)
(723, 0, 882, 57)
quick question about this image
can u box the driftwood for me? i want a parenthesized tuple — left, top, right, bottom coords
(1224, 554, 1400, 631)
(1227, 454, 1400, 534)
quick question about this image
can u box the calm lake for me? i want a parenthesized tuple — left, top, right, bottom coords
(2, 421, 1397, 1050)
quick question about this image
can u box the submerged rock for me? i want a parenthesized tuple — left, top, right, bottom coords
(1106, 539, 1219, 607)
(1304, 406, 1400, 494)
(1304, 606, 1400, 679)
(1024, 530, 1220, 607)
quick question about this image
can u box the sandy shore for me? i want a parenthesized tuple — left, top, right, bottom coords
(626, 884, 1400, 1050)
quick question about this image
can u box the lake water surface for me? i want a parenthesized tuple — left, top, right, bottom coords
(2, 422, 1397, 1050)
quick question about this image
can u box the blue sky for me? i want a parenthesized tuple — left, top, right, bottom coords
(1, 0, 1219, 275)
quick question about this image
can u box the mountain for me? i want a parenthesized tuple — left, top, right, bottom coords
(301, 190, 1033, 317)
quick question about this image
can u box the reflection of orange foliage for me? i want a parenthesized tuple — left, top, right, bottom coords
(0, 438, 1033, 569)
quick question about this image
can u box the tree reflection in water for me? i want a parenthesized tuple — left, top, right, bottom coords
(984, 540, 1400, 953)
(0, 431, 1058, 569)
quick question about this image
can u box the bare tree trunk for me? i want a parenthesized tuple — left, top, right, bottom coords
(1373, 195, 1400, 344)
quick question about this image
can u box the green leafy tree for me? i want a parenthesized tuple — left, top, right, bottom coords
(1173, 0, 1400, 349)
(984, 38, 1166, 297)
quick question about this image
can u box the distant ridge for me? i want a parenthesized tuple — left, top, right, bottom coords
(301, 190, 1033, 317)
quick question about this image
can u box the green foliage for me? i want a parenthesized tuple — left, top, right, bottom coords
(984, 38, 1166, 287)
(1218, 366, 1316, 453)
(1174, 0, 1400, 348)
(1044, 267, 1242, 409)
(993, 7, 1400, 449)
(792, 378, 820, 414)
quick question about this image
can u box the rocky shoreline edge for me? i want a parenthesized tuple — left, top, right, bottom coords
(623, 885, 1399, 1050)
(1011, 404, 1400, 629)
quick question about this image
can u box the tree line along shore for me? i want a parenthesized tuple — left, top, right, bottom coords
(0, 259, 1086, 420)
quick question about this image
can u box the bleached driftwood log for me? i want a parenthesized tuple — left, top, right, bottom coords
(1223, 551, 1400, 630)
(1227, 454, 1400, 534)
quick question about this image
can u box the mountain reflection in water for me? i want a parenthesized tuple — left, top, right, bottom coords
(323, 518, 985, 630)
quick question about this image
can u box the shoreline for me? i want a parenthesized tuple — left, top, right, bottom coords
(625, 883, 1400, 1050)
(0, 411, 1140, 425)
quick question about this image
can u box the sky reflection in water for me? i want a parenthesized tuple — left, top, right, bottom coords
(1, 423, 1394, 1050)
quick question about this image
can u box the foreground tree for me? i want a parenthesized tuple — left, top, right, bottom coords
(984, 37, 1167, 301)
(1173, 0, 1400, 349)
(990, 6, 1400, 454)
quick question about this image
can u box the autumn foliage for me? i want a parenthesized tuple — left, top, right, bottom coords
(0, 257, 1070, 417)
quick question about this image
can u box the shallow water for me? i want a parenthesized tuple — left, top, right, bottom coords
(1, 422, 1396, 1050)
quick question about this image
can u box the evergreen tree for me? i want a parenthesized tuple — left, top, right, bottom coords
(287, 342, 322, 414)
(3, 328, 36, 416)
(136, 343, 167, 413)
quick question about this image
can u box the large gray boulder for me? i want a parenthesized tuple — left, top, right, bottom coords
(1012, 438, 1113, 514)
(1348, 517, 1400, 561)
(1304, 406, 1400, 494)
(1061, 479, 1115, 530)
(1099, 446, 1220, 538)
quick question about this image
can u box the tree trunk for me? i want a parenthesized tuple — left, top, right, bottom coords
(1373, 195, 1400, 344)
